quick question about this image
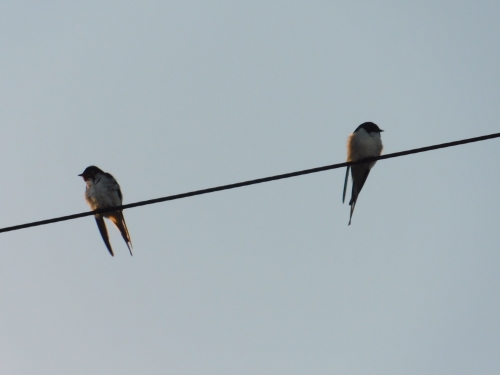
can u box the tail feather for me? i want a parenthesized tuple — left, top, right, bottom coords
(342, 166, 350, 204)
(108, 211, 133, 256)
(95, 215, 114, 256)
(347, 163, 371, 225)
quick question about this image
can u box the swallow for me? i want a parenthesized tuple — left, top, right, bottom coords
(342, 122, 384, 225)
(79, 166, 132, 256)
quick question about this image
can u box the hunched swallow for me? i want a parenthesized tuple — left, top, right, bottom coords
(79, 166, 132, 256)
(342, 122, 384, 225)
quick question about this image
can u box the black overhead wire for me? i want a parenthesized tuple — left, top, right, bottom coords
(1, 131, 499, 234)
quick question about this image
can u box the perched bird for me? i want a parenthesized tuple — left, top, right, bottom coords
(79, 166, 132, 256)
(342, 122, 384, 225)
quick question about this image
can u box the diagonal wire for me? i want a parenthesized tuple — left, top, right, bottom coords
(1, 131, 499, 234)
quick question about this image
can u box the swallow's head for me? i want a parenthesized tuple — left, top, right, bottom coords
(355, 122, 384, 134)
(78, 165, 104, 182)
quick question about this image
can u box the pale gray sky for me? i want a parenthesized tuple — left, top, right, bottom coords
(1, 1, 500, 374)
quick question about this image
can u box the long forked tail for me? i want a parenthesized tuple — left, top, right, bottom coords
(108, 211, 133, 256)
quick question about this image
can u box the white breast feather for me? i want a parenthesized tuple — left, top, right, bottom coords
(346, 129, 383, 167)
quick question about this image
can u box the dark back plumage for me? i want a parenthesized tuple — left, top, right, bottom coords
(78, 165, 132, 256)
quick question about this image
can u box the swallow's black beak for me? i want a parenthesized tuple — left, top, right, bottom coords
(78, 173, 84, 177)
(380, 129, 384, 132)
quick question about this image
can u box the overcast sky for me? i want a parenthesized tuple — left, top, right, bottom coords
(1, 1, 500, 374)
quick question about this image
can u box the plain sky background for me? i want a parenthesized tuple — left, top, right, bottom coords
(1, 1, 499, 374)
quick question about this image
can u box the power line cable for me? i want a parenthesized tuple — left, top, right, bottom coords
(1, 131, 499, 234)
